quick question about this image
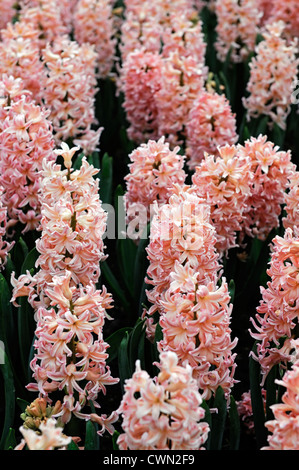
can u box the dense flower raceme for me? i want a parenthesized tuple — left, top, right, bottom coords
(250, 227, 299, 382)
(0, 20, 44, 103)
(262, 343, 299, 450)
(266, 0, 299, 39)
(237, 135, 296, 242)
(117, 351, 210, 450)
(120, 0, 206, 63)
(124, 136, 186, 232)
(191, 143, 252, 255)
(120, 49, 164, 144)
(0, 0, 16, 31)
(214, 0, 262, 63)
(120, 47, 206, 146)
(243, 21, 299, 130)
(186, 90, 238, 170)
(17, 0, 69, 50)
(41, 36, 102, 154)
(11, 144, 119, 430)
(73, 0, 117, 79)
(282, 170, 299, 232)
(145, 186, 237, 400)
(0, 185, 13, 269)
(0, 75, 56, 233)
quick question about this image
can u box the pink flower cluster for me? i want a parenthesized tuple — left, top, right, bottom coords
(191, 144, 252, 254)
(262, 341, 299, 450)
(237, 135, 295, 242)
(191, 135, 294, 253)
(41, 36, 102, 154)
(124, 136, 186, 228)
(0, 185, 13, 269)
(0, 20, 44, 102)
(0, 75, 56, 233)
(145, 186, 237, 400)
(237, 389, 267, 434)
(186, 90, 238, 169)
(243, 21, 299, 130)
(120, 0, 205, 62)
(214, 0, 262, 63)
(117, 351, 210, 450)
(282, 170, 299, 232)
(250, 228, 299, 382)
(73, 0, 117, 79)
(18, 0, 69, 49)
(0, 0, 16, 31)
(119, 0, 207, 146)
(0, 12, 103, 155)
(11, 144, 118, 429)
(264, 0, 299, 39)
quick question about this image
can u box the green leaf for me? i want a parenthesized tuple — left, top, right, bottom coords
(101, 261, 130, 311)
(84, 419, 99, 450)
(249, 342, 268, 449)
(112, 430, 120, 450)
(67, 439, 80, 450)
(100, 153, 113, 205)
(0, 351, 15, 450)
(20, 246, 39, 275)
(209, 386, 227, 450)
(118, 331, 132, 393)
(229, 396, 240, 450)
(18, 297, 35, 381)
(105, 326, 133, 364)
(133, 223, 150, 302)
(2, 428, 16, 450)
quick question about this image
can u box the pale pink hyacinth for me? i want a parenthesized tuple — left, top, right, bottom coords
(73, 0, 117, 79)
(214, 0, 262, 63)
(120, 49, 164, 144)
(186, 90, 238, 169)
(191, 144, 252, 255)
(237, 135, 295, 242)
(117, 351, 210, 450)
(145, 186, 237, 399)
(41, 36, 102, 154)
(283, 170, 299, 232)
(120, 0, 204, 62)
(18, 0, 69, 50)
(124, 136, 186, 230)
(15, 418, 71, 450)
(262, 353, 299, 450)
(243, 21, 299, 131)
(0, 75, 56, 233)
(155, 52, 206, 147)
(11, 144, 119, 430)
(0, 185, 13, 269)
(0, 21, 44, 103)
(250, 227, 299, 383)
(0, 0, 17, 31)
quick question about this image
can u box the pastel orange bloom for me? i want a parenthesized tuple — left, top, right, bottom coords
(243, 21, 299, 130)
(262, 349, 299, 450)
(186, 90, 238, 169)
(250, 228, 299, 382)
(117, 351, 210, 450)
